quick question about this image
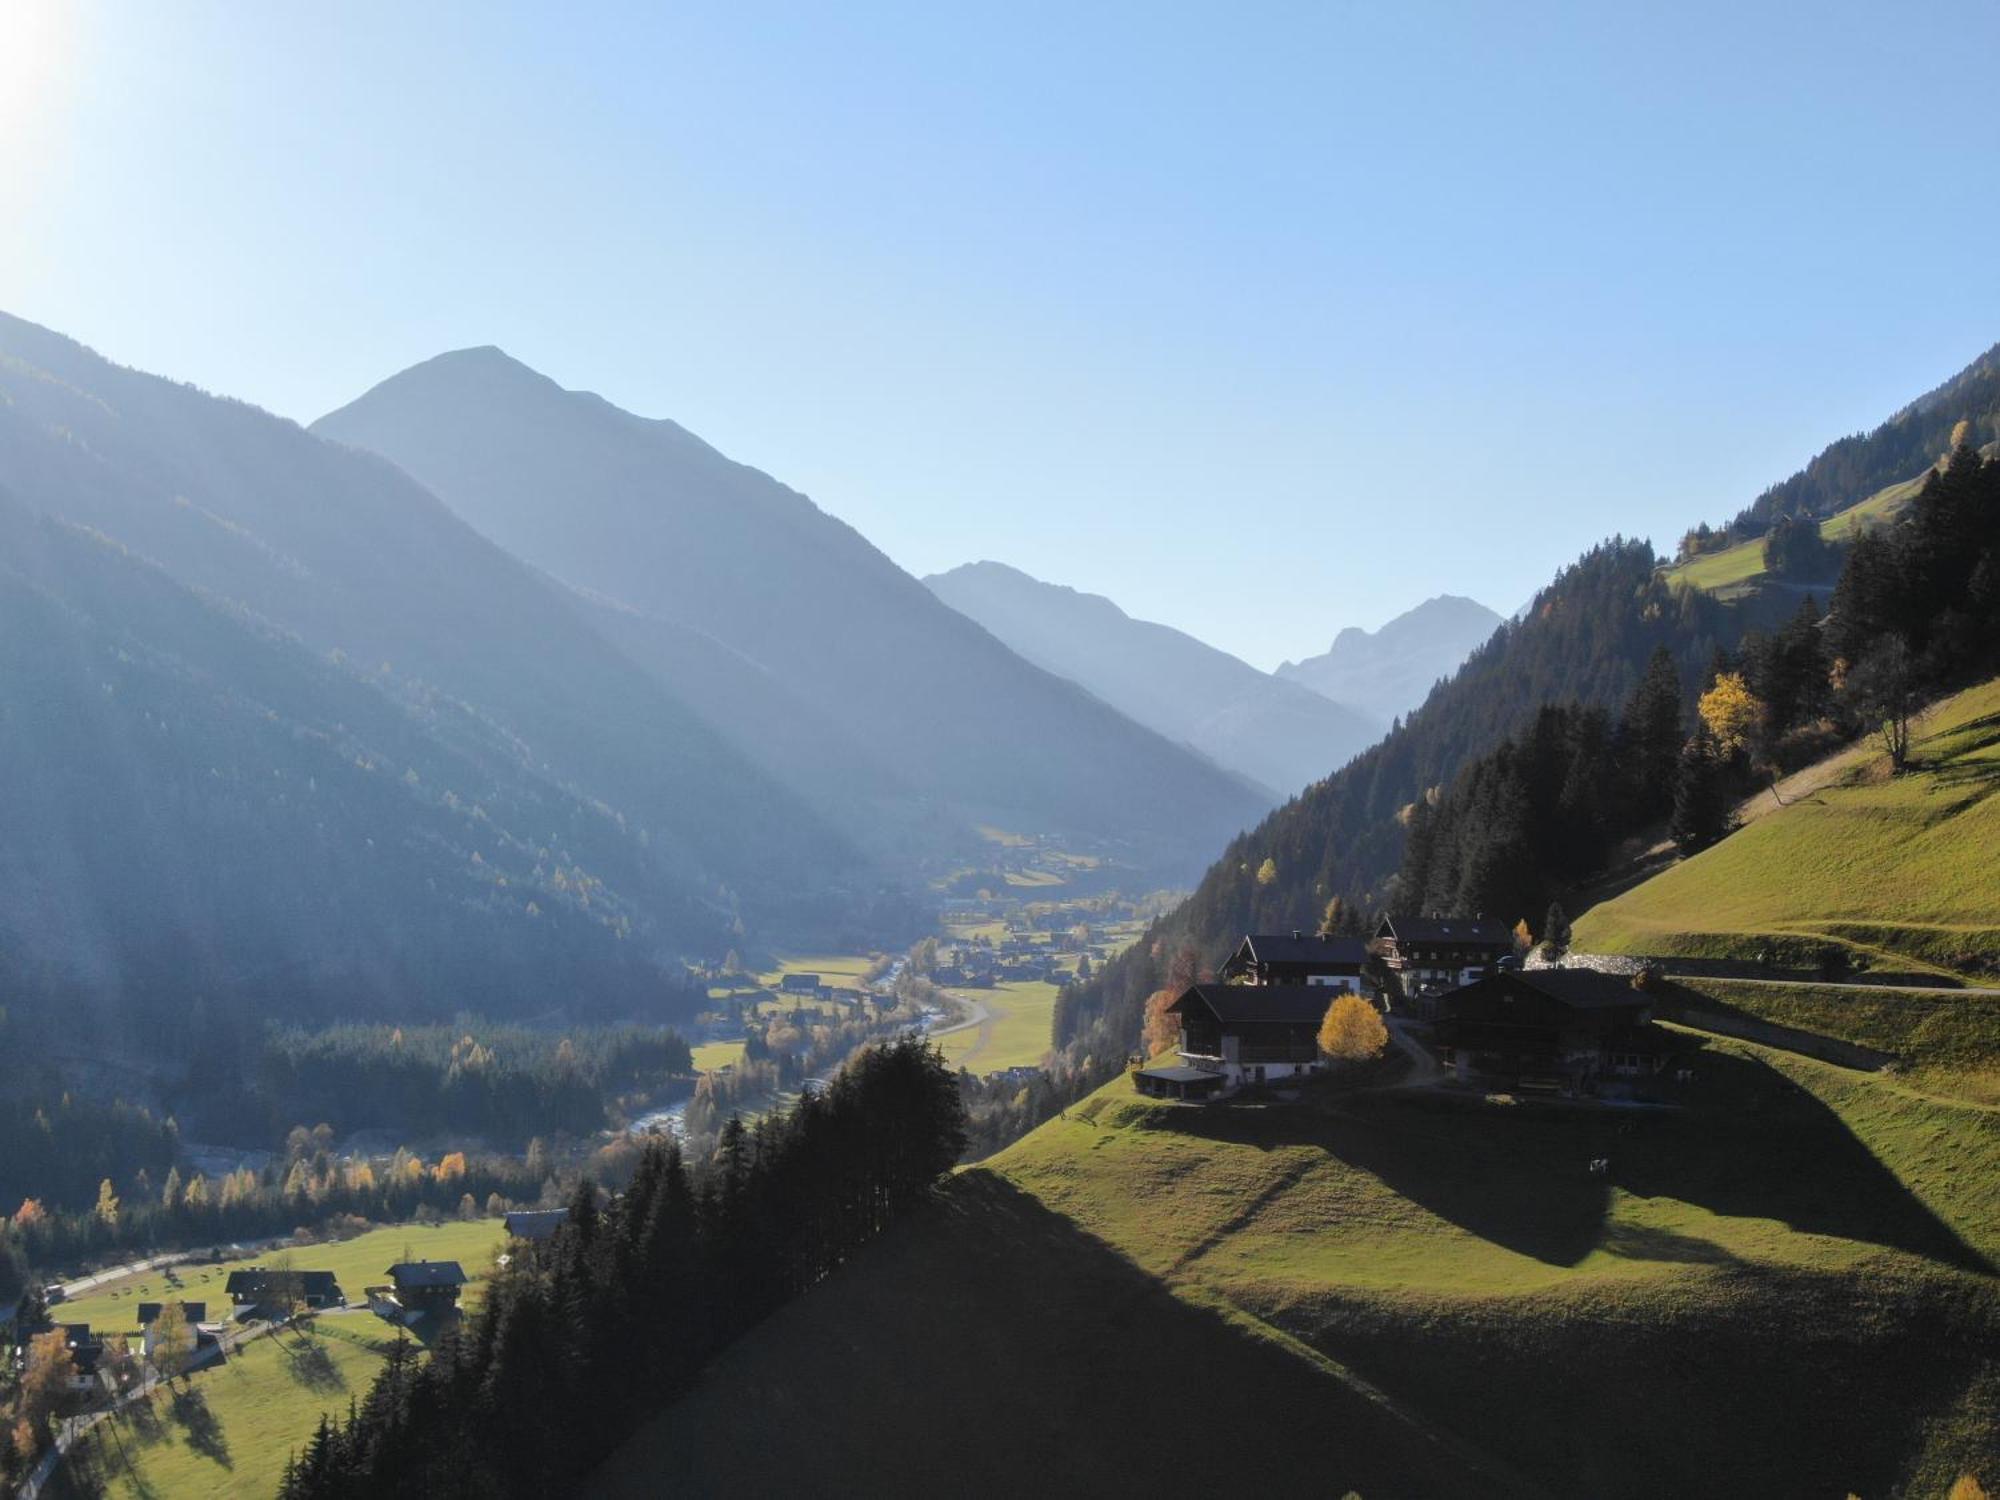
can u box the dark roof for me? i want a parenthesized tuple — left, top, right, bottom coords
(137, 1302, 206, 1326)
(1224, 934, 1369, 970)
(780, 973, 822, 990)
(1438, 971, 1650, 1029)
(504, 1209, 567, 1241)
(1168, 983, 1341, 1025)
(1136, 1065, 1225, 1085)
(224, 1269, 339, 1298)
(387, 1260, 468, 1289)
(1377, 915, 1515, 947)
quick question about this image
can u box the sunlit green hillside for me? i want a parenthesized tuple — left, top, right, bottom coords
(594, 1051, 1999, 1498)
(1573, 677, 2000, 979)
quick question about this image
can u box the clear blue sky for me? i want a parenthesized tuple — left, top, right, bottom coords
(6, 2, 1998, 668)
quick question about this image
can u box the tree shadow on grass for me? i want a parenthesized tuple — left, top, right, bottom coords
(168, 1386, 231, 1468)
(1145, 1048, 1993, 1275)
(279, 1333, 345, 1393)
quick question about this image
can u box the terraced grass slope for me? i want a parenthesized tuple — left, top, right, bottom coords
(1664, 470, 1928, 596)
(1573, 677, 2000, 979)
(593, 1049, 1998, 1498)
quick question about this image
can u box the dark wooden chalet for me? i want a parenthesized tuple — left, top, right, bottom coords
(503, 1208, 568, 1242)
(386, 1260, 467, 1315)
(224, 1268, 341, 1313)
(1133, 983, 1337, 1098)
(136, 1301, 206, 1328)
(1432, 969, 1677, 1096)
(1375, 915, 1515, 1016)
(1219, 932, 1370, 991)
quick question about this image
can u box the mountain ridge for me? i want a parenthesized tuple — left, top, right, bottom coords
(315, 349, 1266, 877)
(923, 560, 1381, 801)
(1276, 593, 1504, 725)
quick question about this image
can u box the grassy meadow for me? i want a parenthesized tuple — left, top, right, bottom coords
(931, 978, 1060, 1073)
(55, 1220, 506, 1334)
(56, 1221, 506, 1500)
(593, 1042, 1999, 1498)
(1663, 469, 1924, 595)
(62, 1318, 407, 1500)
(1573, 677, 2000, 976)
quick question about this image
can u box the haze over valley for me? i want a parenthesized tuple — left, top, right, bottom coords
(3, 7, 1997, 1499)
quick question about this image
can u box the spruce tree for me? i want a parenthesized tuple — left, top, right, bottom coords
(1670, 727, 1731, 854)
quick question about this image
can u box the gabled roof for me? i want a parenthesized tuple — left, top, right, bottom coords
(504, 1209, 568, 1241)
(137, 1302, 206, 1326)
(1168, 983, 1338, 1025)
(1377, 915, 1514, 947)
(224, 1268, 339, 1297)
(387, 1260, 468, 1289)
(1224, 933, 1369, 970)
(1437, 970, 1649, 1027)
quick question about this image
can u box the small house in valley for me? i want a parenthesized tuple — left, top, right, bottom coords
(1376, 915, 1514, 1017)
(385, 1260, 467, 1317)
(779, 973, 823, 996)
(1220, 932, 1370, 991)
(223, 1268, 341, 1317)
(1432, 969, 1677, 1097)
(504, 1209, 567, 1243)
(1135, 983, 1338, 1099)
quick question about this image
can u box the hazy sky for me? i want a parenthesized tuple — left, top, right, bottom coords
(6, 2, 1999, 668)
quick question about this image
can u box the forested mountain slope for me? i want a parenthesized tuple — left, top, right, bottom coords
(1724, 339, 2000, 537)
(924, 559, 1381, 800)
(1057, 539, 1768, 1062)
(0, 312, 870, 1041)
(315, 350, 1265, 877)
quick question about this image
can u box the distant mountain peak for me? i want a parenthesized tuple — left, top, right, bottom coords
(926, 560, 1382, 801)
(1277, 593, 1501, 725)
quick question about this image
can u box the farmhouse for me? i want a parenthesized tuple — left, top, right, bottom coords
(224, 1267, 341, 1316)
(504, 1208, 568, 1242)
(1432, 969, 1677, 1097)
(385, 1260, 468, 1316)
(1376, 915, 1514, 1017)
(1220, 932, 1369, 990)
(780, 972, 823, 996)
(1134, 983, 1335, 1099)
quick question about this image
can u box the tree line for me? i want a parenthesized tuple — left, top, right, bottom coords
(277, 1036, 967, 1500)
(246, 1022, 695, 1146)
(1398, 442, 2000, 937)
(1053, 538, 1752, 1087)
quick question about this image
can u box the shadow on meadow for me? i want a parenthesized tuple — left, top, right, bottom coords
(1145, 1045, 1992, 1274)
(587, 1170, 1504, 1500)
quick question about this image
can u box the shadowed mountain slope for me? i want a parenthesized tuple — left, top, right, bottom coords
(925, 559, 1381, 800)
(314, 350, 1264, 876)
(0, 311, 871, 1032)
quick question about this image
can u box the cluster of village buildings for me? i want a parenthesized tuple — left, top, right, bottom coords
(7, 1249, 487, 1403)
(1135, 917, 1677, 1103)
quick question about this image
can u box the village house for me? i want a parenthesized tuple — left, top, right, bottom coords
(223, 1267, 341, 1317)
(137, 1302, 219, 1365)
(385, 1260, 468, 1317)
(1220, 932, 1370, 991)
(1432, 969, 1678, 1097)
(504, 1208, 568, 1243)
(1375, 915, 1515, 1017)
(1134, 983, 1337, 1100)
(780, 972, 825, 997)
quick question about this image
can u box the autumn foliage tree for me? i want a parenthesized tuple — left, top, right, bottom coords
(1141, 989, 1181, 1056)
(1317, 994, 1388, 1062)
(1697, 671, 1764, 758)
